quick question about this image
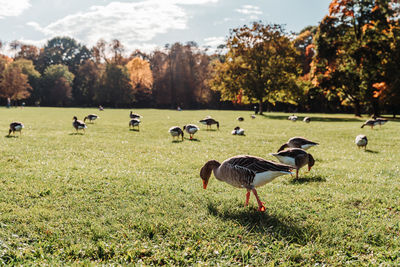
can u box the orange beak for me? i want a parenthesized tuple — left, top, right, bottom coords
(308, 166, 312, 171)
(203, 180, 208, 189)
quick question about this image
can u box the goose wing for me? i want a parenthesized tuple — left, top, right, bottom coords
(289, 137, 318, 146)
(225, 155, 292, 174)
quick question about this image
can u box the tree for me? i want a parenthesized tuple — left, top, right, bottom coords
(126, 57, 153, 104)
(12, 59, 41, 104)
(208, 22, 300, 114)
(42, 64, 74, 106)
(0, 63, 31, 102)
(73, 60, 102, 106)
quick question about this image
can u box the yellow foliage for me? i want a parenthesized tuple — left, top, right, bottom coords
(126, 57, 153, 91)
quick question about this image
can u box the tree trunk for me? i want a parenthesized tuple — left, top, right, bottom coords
(354, 99, 361, 117)
(372, 99, 380, 117)
(259, 100, 263, 115)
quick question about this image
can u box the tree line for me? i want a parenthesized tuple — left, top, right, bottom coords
(1, 0, 400, 116)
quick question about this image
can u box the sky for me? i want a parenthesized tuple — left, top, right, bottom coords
(0, 0, 331, 54)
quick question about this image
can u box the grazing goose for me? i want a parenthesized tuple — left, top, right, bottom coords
(72, 116, 87, 133)
(129, 119, 141, 130)
(8, 122, 24, 136)
(278, 137, 319, 152)
(231, 126, 245, 135)
(361, 119, 378, 129)
(303, 117, 311, 123)
(169, 126, 184, 141)
(183, 124, 199, 139)
(355, 135, 368, 150)
(84, 114, 99, 123)
(130, 111, 142, 119)
(288, 114, 298, 121)
(375, 118, 388, 127)
(200, 155, 293, 212)
(237, 117, 244, 122)
(270, 148, 315, 179)
(199, 118, 219, 130)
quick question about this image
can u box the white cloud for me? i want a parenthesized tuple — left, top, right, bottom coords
(0, 0, 31, 19)
(203, 36, 225, 48)
(235, 5, 262, 16)
(26, 0, 220, 50)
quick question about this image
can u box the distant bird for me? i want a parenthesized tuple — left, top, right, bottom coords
(98, 105, 104, 111)
(277, 137, 319, 152)
(303, 117, 311, 123)
(84, 114, 99, 123)
(199, 118, 219, 130)
(231, 126, 245, 135)
(8, 122, 24, 136)
(200, 155, 293, 212)
(361, 119, 378, 129)
(72, 116, 87, 133)
(270, 148, 315, 179)
(250, 115, 256, 119)
(237, 117, 244, 122)
(183, 124, 199, 139)
(130, 111, 142, 119)
(288, 114, 298, 121)
(129, 119, 141, 130)
(355, 135, 368, 150)
(169, 126, 184, 141)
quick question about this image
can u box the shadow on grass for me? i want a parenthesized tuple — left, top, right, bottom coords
(260, 114, 362, 122)
(203, 129, 218, 132)
(69, 132, 85, 135)
(365, 149, 379, 154)
(185, 138, 200, 142)
(207, 202, 312, 245)
(129, 128, 140, 132)
(5, 135, 19, 138)
(172, 140, 184, 143)
(289, 175, 326, 184)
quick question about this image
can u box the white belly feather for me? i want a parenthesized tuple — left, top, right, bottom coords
(252, 171, 290, 187)
(14, 125, 23, 131)
(300, 144, 315, 150)
(275, 155, 296, 167)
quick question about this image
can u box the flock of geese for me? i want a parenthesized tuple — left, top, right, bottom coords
(6, 110, 389, 212)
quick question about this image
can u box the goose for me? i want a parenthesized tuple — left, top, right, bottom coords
(84, 114, 99, 123)
(231, 126, 245, 135)
(72, 116, 87, 133)
(303, 117, 311, 123)
(355, 135, 368, 150)
(288, 114, 298, 121)
(98, 105, 104, 111)
(199, 118, 219, 130)
(250, 115, 256, 119)
(277, 137, 319, 152)
(375, 118, 388, 127)
(8, 122, 24, 136)
(237, 117, 244, 122)
(200, 155, 293, 212)
(130, 111, 142, 119)
(129, 119, 141, 130)
(183, 124, 199, 139)
(169, 126, 184, 141)
(361, 119, 378, 129)
(270, 148, 315, 179)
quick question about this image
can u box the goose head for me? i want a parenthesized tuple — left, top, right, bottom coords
(84, 116, 88, 122)
(73, 116, 78, 121)
(183, 125, 186, 131)
(216, 121, 219, 130)
(308, 154, 315, 171)
(200, 160, 221, 189)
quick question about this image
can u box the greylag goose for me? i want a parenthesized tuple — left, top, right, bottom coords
(129, 119, 141, 130)
(303, 117, 311, 123)
(169, 126, 184, 141)
(288, 114, 298, 121)
(250, 115, 256, 119)
(72, 116, 87, 133)
(98, 105, 104, 111)
(270, 148, 315, 179)
(199, 118, 219, 130)
(84, 114, 99, 123)
(375, 118, 388, 127)
(200, 155, 293, 211)
(237, 117, 244, 121)
(277, 137, 318, 152)
(183, 124, 199, 139)
(231, 126, 245, 135)
(130, 111, 142, 119)
(355, 135, 368, 150)
(361, 119, 378, 129)
(8, 122, 24, 136)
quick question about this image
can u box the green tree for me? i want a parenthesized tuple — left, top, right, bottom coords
(208, 22, 300, 114)
(42, 64, 74, 106)
(73, 60, 102, 106)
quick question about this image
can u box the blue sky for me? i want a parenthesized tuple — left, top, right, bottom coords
(0, 0, 331, 54)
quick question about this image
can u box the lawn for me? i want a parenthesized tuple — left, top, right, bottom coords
(0, 107, 399, 265)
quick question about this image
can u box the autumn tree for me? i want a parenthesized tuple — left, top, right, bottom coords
(209, 22, 300, 114)
(42, 64, 74, 106)
(0, 62, 32, 102)
(12, 59, 41, 104)
(126, 57, 153, 104)
(73, 60, 102, 106)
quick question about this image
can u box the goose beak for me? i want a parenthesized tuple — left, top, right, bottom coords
(202, 180, 208, 189)
(308, 166, 312, 171)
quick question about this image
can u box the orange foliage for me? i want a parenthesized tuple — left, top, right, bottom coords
(372, 82, 387, 98)
(329, 0, 354, 16)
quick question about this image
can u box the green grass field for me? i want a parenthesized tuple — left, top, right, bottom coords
(0, 107, 399, 265)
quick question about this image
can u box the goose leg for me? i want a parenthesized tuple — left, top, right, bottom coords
(251, 189, 265, 212)
(296, 169, 299, 179)
(245, 190, 251, 206)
